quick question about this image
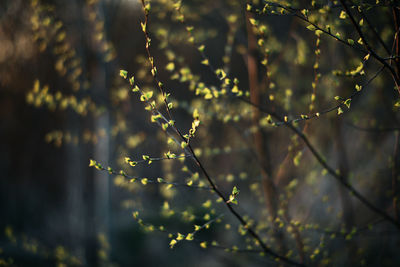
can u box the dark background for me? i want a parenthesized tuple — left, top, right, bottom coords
(1, 0, 400, 266)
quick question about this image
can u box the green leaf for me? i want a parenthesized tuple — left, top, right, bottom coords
(119, 70, 128, 79)
(344, 99, 351, 109)
(146, 91, 154, 99)
(165, 62, 175, 71)
(201, 59, 209, 65)
(141, 22, 146, 32)
(347, 39, 354, 45)
(176, 233, 184, 240)
(202, 200, 212, 208)
(165, 151, 176, 159)
(230, 198, 238, 205)
(185, 233, 194, 241)
(169, 239, 177, 248)
(132, 211, 139, 219)
(181, 141, 188, 149)
(129, 161, 137, 167)
(293, 151, 302, 166)
(306, 25, 316, 31)
(249, 18, 258, 26)
(232, 186, 240, 195)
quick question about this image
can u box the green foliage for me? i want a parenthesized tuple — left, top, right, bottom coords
(3, 0, 400, 266)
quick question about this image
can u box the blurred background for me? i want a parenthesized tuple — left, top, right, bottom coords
(1, 0, 400, 266)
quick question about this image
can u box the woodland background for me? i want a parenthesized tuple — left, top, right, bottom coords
(1, 0, 400, 266)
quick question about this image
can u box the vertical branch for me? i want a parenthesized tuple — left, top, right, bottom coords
(274, 28, 323, 264)
(245, 11, 278, 222)
(392, 131, 400, 221)
(244, 10, 302, 261)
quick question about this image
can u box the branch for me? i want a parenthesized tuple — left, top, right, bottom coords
(167, 2, 399, 230)
(165, 4, 398, 229)
(339, 0, 400, 93)
(255, 1, 400, 94)
(356, 7, 391, 56)
(239, 98, 400, 231)
(137, 2, 305, 266)
(272, 66, 385, 127)
(186, 145, 305, 266)
(90, 161, 212, 190)
(344, 122, 400, 133)
(257, 1, 368, 54)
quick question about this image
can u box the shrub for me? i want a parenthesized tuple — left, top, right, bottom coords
(2, 0, 400, 266)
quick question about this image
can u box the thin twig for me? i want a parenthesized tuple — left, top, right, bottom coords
(339, 0, 400, 93)
(344, 122, 400, 133)
(356, 7, 391, 55)
(240, 97, 400, 230)
(138, 2, 305, 266)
